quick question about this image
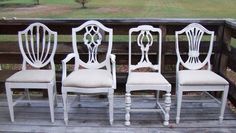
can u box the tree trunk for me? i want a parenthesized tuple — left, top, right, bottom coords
(82, 1, 85, 8)
(35, 0, 40, 5)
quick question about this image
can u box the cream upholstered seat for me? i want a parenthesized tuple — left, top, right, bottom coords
(61, 20, 116, 125)
(125, 25, 171, 126)
(7, 70, 54, 83)
(175, 23, 229, 124)
(178, 70, 228, 85)
(127, 72, 169, 85)
(5, 23, 58, 123)
(63, 69, 113, 88)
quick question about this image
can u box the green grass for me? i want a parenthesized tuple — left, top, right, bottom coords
(0, 0, 236, 46)
(0, 0, 236, 18)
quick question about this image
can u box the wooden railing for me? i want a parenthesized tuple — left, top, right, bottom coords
(0, 18, 236, 103)
(221, 20, 236, 105)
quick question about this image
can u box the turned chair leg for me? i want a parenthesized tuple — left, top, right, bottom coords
(125, 91, 131, 126)
(164, 91, 171, 126)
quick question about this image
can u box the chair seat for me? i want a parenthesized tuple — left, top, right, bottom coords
(178, 70, 228, 85)
(6, 70, 54, 83)
(63, 69, 113, 88)
(127, 72, 169, 85)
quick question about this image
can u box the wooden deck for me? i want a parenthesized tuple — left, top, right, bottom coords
(0, 94, 236, 133)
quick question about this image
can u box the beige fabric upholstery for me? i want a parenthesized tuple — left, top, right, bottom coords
(63, 69, 113, 88)
(127, 72, 169, 85)
(6, 70, 54, 83)
(178, 70, 228, 85)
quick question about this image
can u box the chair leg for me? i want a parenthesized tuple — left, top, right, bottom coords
(108, 90, 114, 125)
(125, 91, 131, 126)
(77, 94, 81, 107)
(62, 91, 68, 125)
(48, 86, 55, 123)
(164, 90, 171, 126)
(53, 83, 58, 107)
(175, 80, 178, 106)
(219, 86, 229, 123)
(25, 89, 31, 106)
(176, 89, 183, 124)
(156, 90, 160, 103)
(6, 86, 14, 122)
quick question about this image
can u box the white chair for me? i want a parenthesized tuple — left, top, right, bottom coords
(175, 23, 229, 124)
(5, 23, 58, 123)
(125, 25, 171, 126)
(61, 20, 116, 125)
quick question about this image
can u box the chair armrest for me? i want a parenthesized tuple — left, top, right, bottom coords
(110, 54, 116, 64)
(110, 54, 116, 89)
(62, 53, 75, 82)
(62, 53, 76, 63)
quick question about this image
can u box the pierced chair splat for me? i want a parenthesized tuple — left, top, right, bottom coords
(5, 22, 58, 123)
(61, 20, 116, 125)
(175, 23, 229, 124)
(125, 25, 171, 126)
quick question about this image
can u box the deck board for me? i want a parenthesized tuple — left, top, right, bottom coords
(0, 95, 236, 133)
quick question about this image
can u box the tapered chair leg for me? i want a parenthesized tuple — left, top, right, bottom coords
(176, 89, 183, 124)
(77, 94, 81, 107)
(108, 90, 114, 125)
(219, 86, 229, 123)
(175, 79, 179, 106)
(48, 86, 55, 123)
(156, 90, 160, 103)
(125, 91, 131, 126)
(53, 83, 58, 107)
(6, 85, 14, 122)
(62, 91, 68, 125)
(25, 89, 31, 106)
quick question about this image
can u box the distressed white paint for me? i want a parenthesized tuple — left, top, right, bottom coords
(128, 25, 161, 72)
(5, 23, 58, 123)
(61, 20, 116, 125)
(125, 25, 171, 126)
(175, 23, 229, 124)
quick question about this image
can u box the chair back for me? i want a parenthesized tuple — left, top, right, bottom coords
(175, 23, 214, 71)
(72, 20, 113, 70)
(128, 25, 162, 73)
(18, 23, 57, 70)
